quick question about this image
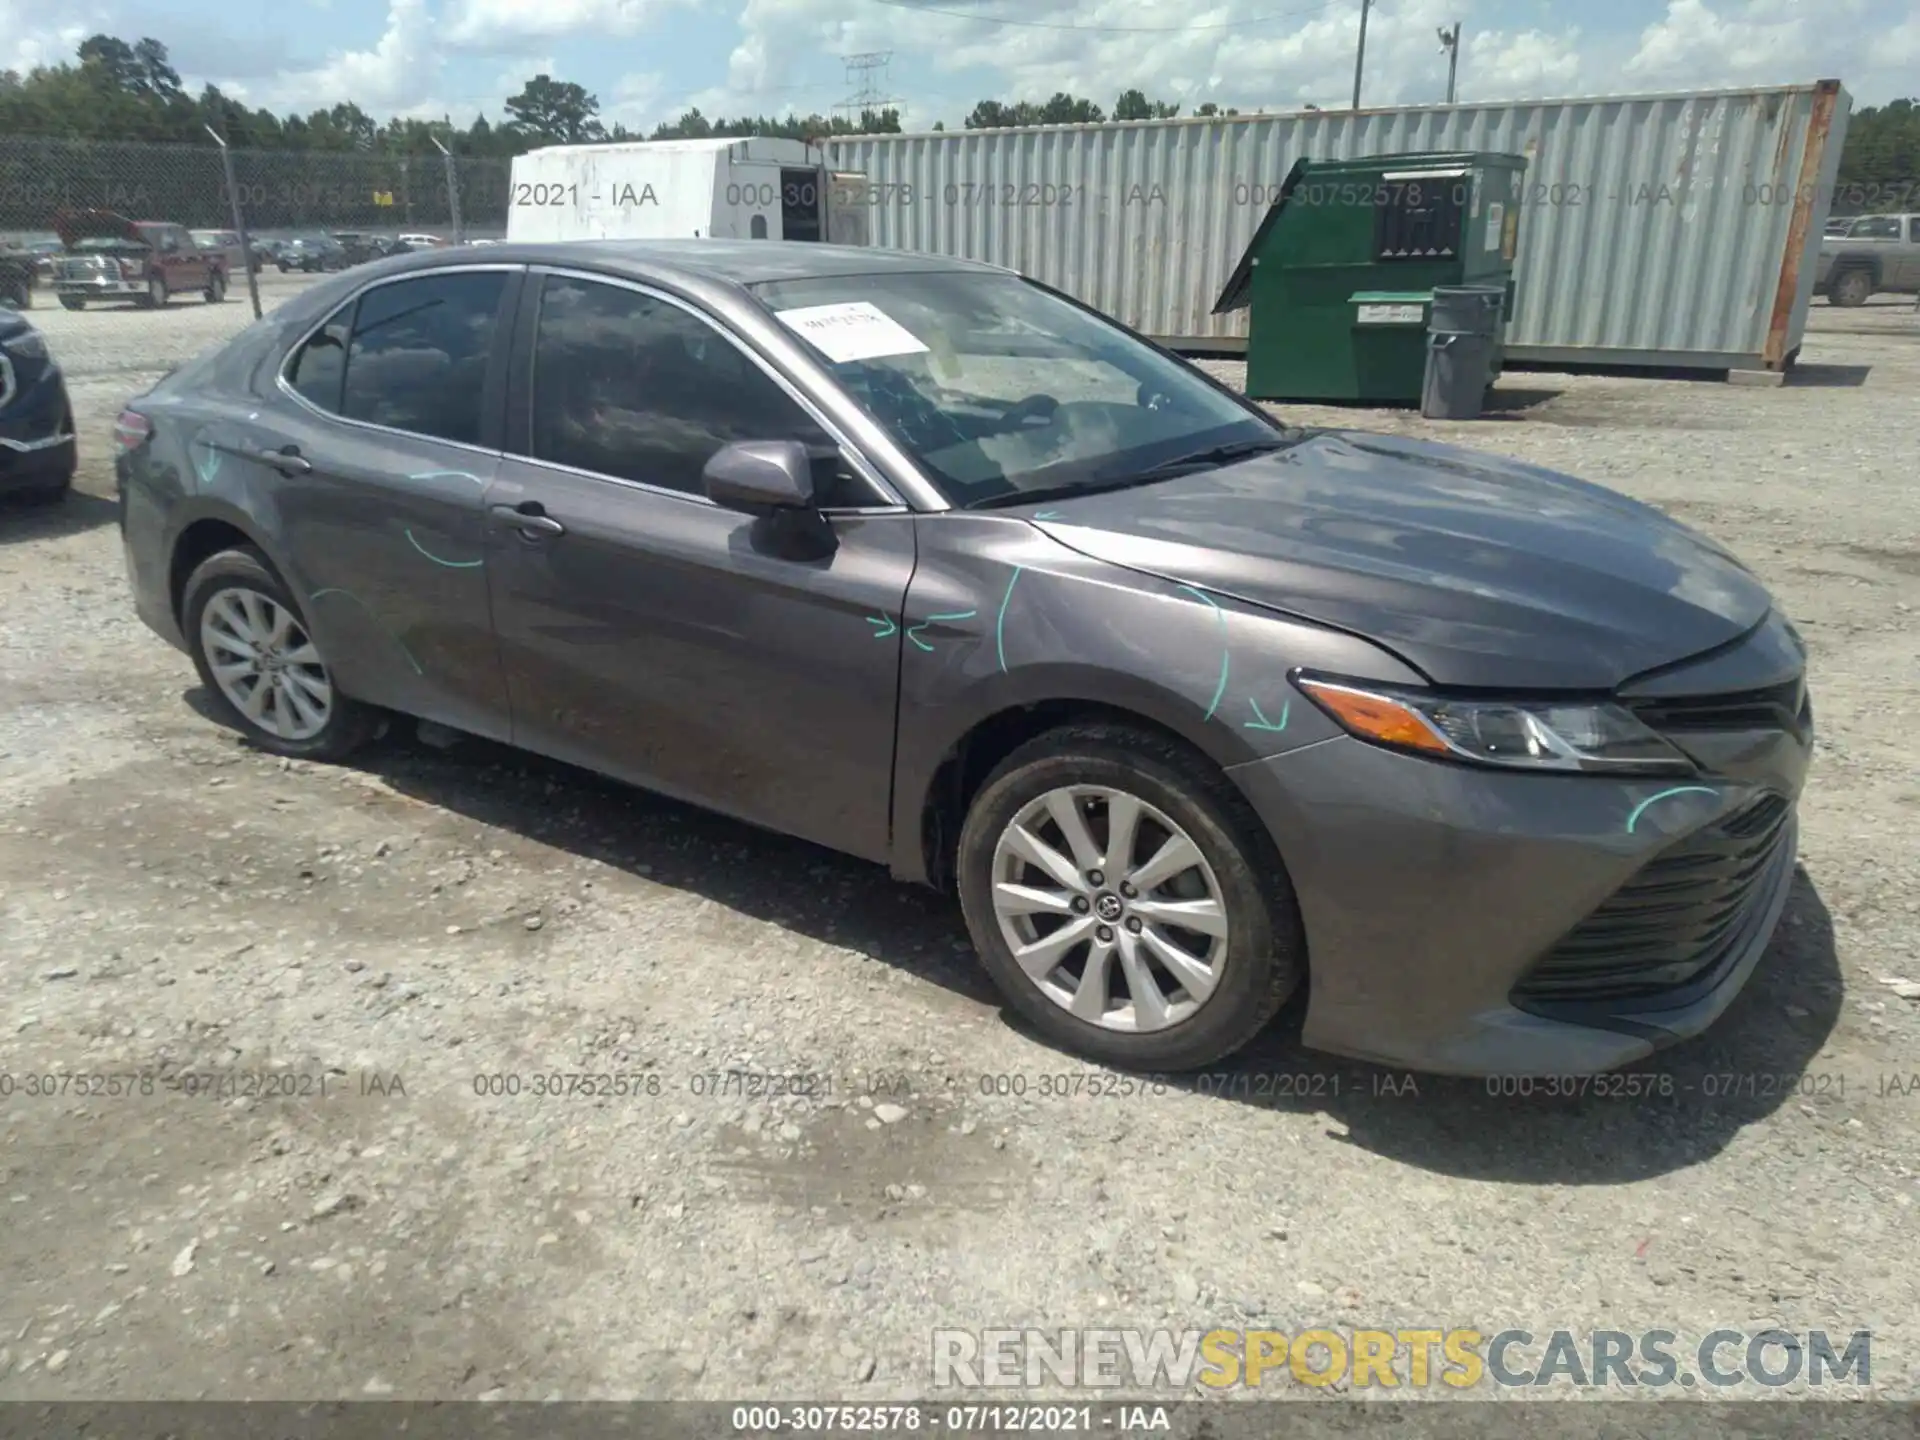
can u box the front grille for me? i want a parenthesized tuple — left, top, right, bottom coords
(1512, 793, 1793, 1006)
(1629, 677, 1810, 742)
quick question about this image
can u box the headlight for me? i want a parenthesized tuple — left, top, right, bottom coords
(1295, 675, 1692, 775)
(2, 328, 48, 361)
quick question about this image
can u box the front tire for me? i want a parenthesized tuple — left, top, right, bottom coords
(58, 295, 83, 311)
(140, 274, 168, 309)
(181, 547, 381, 761)
(204, 269, 226, 303)
(956, 723, 1304, 1070)
(1829, 268, 1873, 307)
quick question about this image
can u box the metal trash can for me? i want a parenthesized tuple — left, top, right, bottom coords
(1421, 285, 1505, 419)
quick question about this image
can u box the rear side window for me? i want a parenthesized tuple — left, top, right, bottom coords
(286, 302, 353, 413)
(283, 271, 507, 445)
(1850, 216, 1901, 239)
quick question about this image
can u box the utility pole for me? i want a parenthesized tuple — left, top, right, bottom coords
(1438, 22, 1462, 105)
(1351, 0, 1371, 110)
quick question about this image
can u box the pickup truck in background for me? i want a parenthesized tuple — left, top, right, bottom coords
(1815, 213, 1920, 306)
(50, 212, 229, 310)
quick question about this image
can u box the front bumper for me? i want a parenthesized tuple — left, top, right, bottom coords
(54, 276, 145, 298)
(0, 354, 76, 490)
(1226, 726, 1809, 1077)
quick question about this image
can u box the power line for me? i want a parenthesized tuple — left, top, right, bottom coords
(866, 0, 1342, 35)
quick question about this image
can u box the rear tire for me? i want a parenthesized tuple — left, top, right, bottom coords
(956, 722, 1304, 1071)
(1829, 268, 1873, 307)
(58, 296, 83, 311)
(204, 269, 226, 303)
(181, 546, 381, 762)
(140, 275, 168, 309)
(2, 280, 28, 310)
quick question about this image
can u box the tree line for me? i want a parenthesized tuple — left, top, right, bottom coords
(0, 33, 1913, 204)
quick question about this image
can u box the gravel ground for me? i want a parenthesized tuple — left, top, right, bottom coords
(1, 298, 1917, 1407)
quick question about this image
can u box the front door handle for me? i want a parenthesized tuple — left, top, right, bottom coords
(490, 502, 565, 537)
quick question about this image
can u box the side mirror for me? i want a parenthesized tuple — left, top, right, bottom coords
(703, 440, 817, 515)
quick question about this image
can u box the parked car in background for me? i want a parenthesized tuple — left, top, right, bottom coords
(397, 233, 449, 250)
(113, 241, 1813, 1076)
(277, 235, 348, 273)
(0, 244, 36, 310)
(1815, 213, 1920, 306)
(191, 229, 253, 276)
(328, 232, 404, 266)
(251, 237, 289, 270)
(0, 308, 76, 501)
(51, 213, 229, 310)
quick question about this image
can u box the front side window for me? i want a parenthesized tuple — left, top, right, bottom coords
(750, 270, 1281, 507)
(527, 275, 875, 505)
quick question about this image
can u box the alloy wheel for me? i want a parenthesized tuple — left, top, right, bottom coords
(198, 586, 334, 741)
(989, 785, 1230, 1032)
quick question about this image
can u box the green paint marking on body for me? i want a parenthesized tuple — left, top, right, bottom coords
(406, 528, 484, 569)
(907, 609, 978, 652)
(1624, 785, 1718, 834)
(1176, 583, 1230, 722)
(867, 614, 898, 640)
(996, 567, 1024, 673)
(1245, 699, 1290, 733)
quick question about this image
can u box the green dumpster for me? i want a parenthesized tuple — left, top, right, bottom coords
(1213, 151, 1527, 403)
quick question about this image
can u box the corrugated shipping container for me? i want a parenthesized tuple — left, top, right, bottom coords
(827, 81, 1851, 372)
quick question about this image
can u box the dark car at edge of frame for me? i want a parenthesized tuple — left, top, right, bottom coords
(110, 240, 1815, 1077)
(0, 308, 77, 502)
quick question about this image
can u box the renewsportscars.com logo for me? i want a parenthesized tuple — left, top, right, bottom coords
(931, 1327, 1873, 1392)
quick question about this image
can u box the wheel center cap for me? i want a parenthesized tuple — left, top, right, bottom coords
(1094, 892, 1125, 923)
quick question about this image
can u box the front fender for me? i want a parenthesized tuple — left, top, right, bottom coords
(888, 515, 1422, 881)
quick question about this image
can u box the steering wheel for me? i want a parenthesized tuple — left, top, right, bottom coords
(1000, 393, 1061, 429)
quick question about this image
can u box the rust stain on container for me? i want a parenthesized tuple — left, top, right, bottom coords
(1766, 79, 1842, 369)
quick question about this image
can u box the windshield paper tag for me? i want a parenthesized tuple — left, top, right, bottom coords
(775, 302, 930, 363)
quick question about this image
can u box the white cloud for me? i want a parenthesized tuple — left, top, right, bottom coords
(246, 0, 440, 114)
(444, 0, 684, 48)
(1622, 0, 1874, 89)
(0, 0, 96, 75)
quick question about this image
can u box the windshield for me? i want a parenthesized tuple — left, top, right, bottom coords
(750, 270, 1283, 507)
(73, 235, 146, 252)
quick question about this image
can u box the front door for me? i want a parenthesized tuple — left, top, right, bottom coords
(259, 266, 520, 739)
(484, 271, 914, 860)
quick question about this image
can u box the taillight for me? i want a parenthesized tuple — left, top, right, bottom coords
(112, 410, 152, 453)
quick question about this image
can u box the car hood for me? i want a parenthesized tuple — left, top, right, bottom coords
(54, 208, 149, 251)
(1031, 429, 1773, 691)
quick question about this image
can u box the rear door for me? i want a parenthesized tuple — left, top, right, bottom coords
(253, 264, 522, 739)
(482, 268, 916, 860)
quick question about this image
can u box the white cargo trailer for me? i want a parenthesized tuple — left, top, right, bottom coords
(506, 137, 853, 244)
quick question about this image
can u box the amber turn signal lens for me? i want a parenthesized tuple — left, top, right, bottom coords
(1296, 679, 1451, 755)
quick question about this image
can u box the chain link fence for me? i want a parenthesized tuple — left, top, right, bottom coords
(2, 134, 513, 378)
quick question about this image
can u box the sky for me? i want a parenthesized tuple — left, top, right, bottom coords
(0, 0, 1914, 134)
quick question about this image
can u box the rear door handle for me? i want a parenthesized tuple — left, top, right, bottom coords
(218, 442, 311, 475)
(490, 502, 565, 537)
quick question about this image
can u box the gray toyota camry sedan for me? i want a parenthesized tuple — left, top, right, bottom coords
(114, 241, 1812, 1075)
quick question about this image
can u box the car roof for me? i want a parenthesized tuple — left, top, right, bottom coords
(363, 239, 1004, 290)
